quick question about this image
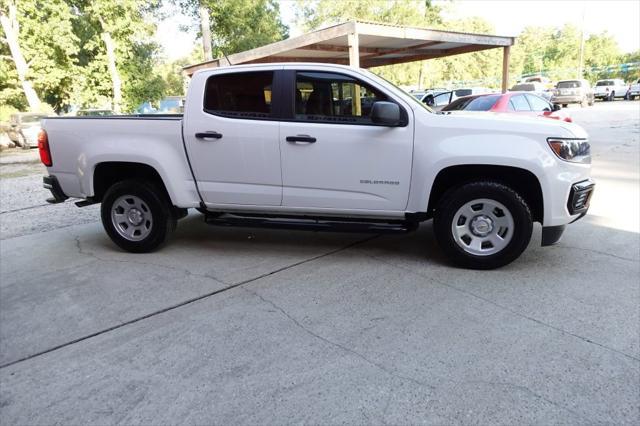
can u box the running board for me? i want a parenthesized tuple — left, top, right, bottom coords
(204, 213, 418, 234)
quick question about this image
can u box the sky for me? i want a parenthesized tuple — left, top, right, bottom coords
(155, 0, 640, 61)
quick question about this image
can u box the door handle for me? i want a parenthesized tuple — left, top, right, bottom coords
(195, 131, 223, 140)
(286, 135, 316, 143)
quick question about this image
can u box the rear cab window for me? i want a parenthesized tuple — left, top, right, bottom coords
(203, 71, 274, 119)
(596, 80, 614, 86)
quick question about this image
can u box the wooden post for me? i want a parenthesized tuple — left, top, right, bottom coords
(348, 32, 360, 68)
(501, 46, 510, 93)
(348, 32, 361, 115)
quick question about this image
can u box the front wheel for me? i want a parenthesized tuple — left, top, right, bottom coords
(101, 180, 176, 253)
(433, 182, 533, 269)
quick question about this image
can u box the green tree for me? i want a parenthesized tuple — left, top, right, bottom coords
(178, 0, 289, 59)
(1, 0, 78, 112)
(71, 0, 165, 112)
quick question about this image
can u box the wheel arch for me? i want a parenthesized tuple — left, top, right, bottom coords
(93, 161, 173, 205)
(426, 164, 544, 223)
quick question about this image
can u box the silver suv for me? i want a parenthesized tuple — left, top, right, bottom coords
(551, 79, 594, 107)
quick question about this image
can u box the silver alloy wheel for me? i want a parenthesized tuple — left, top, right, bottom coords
(110, 195, 153, 241)
(451, 198, 514, 256)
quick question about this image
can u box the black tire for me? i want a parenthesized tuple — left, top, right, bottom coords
(562, 104, 568, 108)
(100, 180, 176, 253)
(433, 181, 533, 269)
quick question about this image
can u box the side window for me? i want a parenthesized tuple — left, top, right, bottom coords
(203, 71, 273, 119)
(510, 95, 531, 111)
(295, 71, 389, 124)
(525, 94, 552, 111)
(433, 92, 451, 107)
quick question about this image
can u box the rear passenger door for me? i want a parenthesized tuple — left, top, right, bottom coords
(278, 68, 413, 212)
(183, 69, 283, 206)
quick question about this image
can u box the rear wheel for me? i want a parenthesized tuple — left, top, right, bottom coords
(100, 180, 176, 253)
(433, 182, 533, 269)
(562, 104, 568, 108)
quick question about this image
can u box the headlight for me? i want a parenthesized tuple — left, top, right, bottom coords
(547, 138, 591, 164)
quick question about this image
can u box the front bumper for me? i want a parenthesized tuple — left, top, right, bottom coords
(541, 178, 595, 246)
(43, 175, 68, 204)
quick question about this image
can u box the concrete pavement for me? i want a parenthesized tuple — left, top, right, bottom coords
(0, 102, 638, 424)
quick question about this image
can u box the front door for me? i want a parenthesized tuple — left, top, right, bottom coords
(278, 69, 414, 211)
(183, 70, 282, 206)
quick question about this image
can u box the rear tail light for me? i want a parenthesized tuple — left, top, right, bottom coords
(38, 129, 52, 166)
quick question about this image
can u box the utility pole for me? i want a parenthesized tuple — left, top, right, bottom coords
(577, 2, 586, 79)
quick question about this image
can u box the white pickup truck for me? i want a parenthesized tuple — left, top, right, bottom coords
(39, 63, 594, 269)
(594, 79, 629, 101)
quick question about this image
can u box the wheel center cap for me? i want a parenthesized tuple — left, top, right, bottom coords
(470, 215, 494, 237)
(127, 208, 143, 225)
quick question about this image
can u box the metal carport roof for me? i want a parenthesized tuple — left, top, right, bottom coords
(184, 20, 515, 91)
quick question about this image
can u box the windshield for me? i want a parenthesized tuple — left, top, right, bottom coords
(596, 81, 614, 86)
(557, 81, 581, 88)
(363, 69, 435, 113)
(442, 95, 500, 111)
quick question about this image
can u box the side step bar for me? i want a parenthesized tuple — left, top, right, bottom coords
(204, 213, 418, 234)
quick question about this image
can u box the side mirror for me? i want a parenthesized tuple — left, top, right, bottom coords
(371, 101, 401, 126)
(553, 104, 561, 111)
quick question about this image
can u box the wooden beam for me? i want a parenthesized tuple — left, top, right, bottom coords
(245, 56, 350, 65)
(362, 44, 497, 68)
(363, 41, 443, 59)
(299, 44, 381, 55)
(355, 21, 514, 47)
(501, 46, 510, 93)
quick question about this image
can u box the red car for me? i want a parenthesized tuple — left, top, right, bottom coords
(441, 92, 572, 122)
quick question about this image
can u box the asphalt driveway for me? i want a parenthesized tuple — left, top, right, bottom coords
(0, 102, 638, 425)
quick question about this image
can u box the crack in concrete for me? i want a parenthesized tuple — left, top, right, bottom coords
(364, 253, 640, 363)
(551, 244, 639, 263)
(244, 286, 435, 391)
(74, 236, 227, 285)
(0, 235, 379, 370)
(0, 203, 50, 214)
(462, 380, 592, 422)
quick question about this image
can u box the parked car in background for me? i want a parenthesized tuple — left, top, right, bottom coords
(158, 96, 185, 113)
(551, 79, 594, 107)
(135, 97, 185, 115)
(593, 79, 629, 101)
(629, 78, 640, 100)
(520, 75, 551, 85)
(76, 109, 114, 117)
(410, 88, 448, 106)
(441, 92, 572, 122)
(7, 112, 49, 148)
(429, 87, 495, 110)
(509, 82, 554, 101)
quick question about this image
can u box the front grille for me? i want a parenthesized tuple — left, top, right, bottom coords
(567, 179, 595, 215)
